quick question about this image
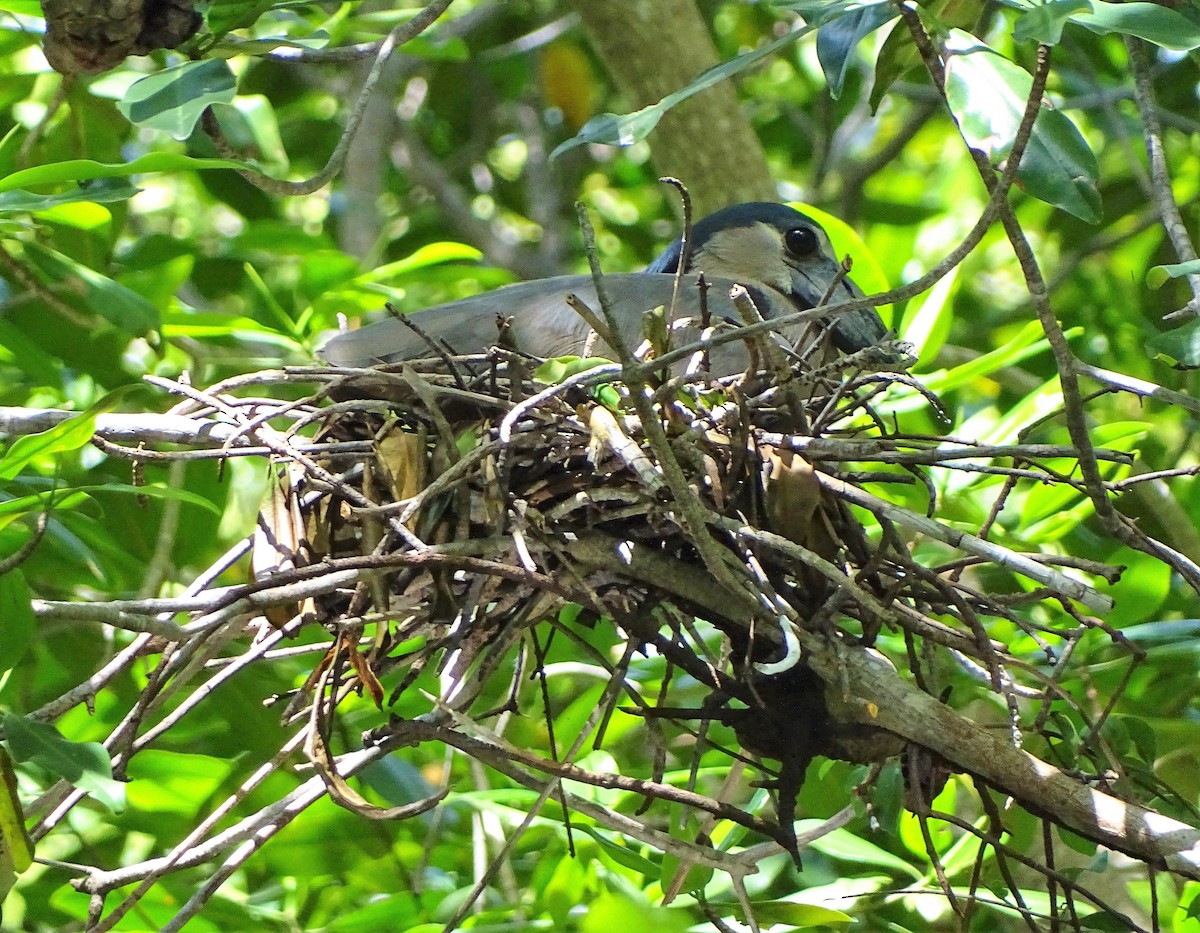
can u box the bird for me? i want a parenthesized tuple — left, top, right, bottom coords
(317, 202, 890, 376)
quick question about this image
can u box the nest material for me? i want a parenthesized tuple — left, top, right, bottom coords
(249, 328, 1119, 863)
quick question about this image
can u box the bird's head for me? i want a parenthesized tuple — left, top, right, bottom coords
(646, 202, 889, 354)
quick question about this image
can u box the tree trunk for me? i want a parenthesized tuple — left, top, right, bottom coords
(571, 0, 776, 216)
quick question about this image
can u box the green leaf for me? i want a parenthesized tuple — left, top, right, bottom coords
(358, 757, 438, 812)
(0, 386, 143, 482)
(1012, 0, 1090, 45)
(659, 850, 712, 894)
(1147, 258, 1200, 290)
(779, 0, 876, 20)
(943, 30, 1100, 222)
(357, 242, 483, 282)
(404, 35, 470, 61)
(1072, 0, 1200, 51)
(551, 24, 815, 158)
(576, 826, 660, 875)
(869, 0, 982, 110)
(1020, 107, 1102, 223)
(64, 482, 221, 515)
(323, 893, 421, 932)
(552, 109, 670, 158)
(117, 59, 238, 139)
(1122, 715, 1158, 763)
(580, 892, 690, 933)
(1079, 911, 1142, 932)
(0, 746, 34, 880)
(162, 310, 304, 349)
(0, 177, 141, 214)
(125, 750, 233, 813)
(916, 320, 1062, 396)
(0, 153, 248, 195)
(817, 3, 898, 98)
(534, 356, 616, 384)
(751, 901, 855, 926)
(0, 414, 96, 483)
(808, 826, 925, 879)
(1056, 824, 1098, 856)
(0, 714, 125, 812)
(900, 264, 958, 360)
(0, 491, 92, 532)
(213, 94, 287, 174)
(0, 571, 34, 677)
(18, 241, 160, 333)
(593, 384, 622, 409)
(205, 0, 278, 37)
(1146, 317, 1200, 369)
(0, 124, 24, 180)
(869, 15, 923, 112)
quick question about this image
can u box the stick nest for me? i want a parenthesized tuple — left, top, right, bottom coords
(239, 336, 1123, 862)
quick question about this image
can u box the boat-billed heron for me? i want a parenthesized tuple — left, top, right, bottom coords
(318, 202, 888, 375)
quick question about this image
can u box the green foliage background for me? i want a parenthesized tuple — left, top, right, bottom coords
(1, 0, 1200, 930)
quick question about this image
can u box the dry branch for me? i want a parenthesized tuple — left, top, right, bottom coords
(17, 317, 1197, 928)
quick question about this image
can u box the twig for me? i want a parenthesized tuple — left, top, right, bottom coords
(813, 472, 1113, 612)
(1126, 37, 1200, 319)
(202, 1, 455, 197)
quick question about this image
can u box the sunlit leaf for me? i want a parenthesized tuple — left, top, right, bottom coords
(0, 152, 247, 194)
(0, 746, 34, 889)
(579, 892, 691, 933)
(211, 32, 332, 56)
(751, 901, 855, 926)
(125, 750, 233, 813)
(117, 59, 237, 139)
(1146, 317, 1200, 369)
(900, 265, 958, 360)
(357, 242, 483, 282)
(808, 826, 925, 879)
(533, 356, 615, 384)
(0, 386, 143, 482)
(323, 893, 424, 932)
(0, 714, 125, 812)
(0, 413, 95, 482)
(0, 177, 140, 214)
(1072, 0, 1200, 50)
(1146, 259, 1200, 290)
(943, 30, 1100, 222)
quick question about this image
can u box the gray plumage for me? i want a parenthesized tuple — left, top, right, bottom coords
(318, 203, 889, 376)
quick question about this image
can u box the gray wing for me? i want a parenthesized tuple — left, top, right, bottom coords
(317, 273, 793, 373)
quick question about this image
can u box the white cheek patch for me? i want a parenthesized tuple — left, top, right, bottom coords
(692, 223, 792, 293)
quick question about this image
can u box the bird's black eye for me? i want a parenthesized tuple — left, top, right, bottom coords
(784, 226, 819, 258)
